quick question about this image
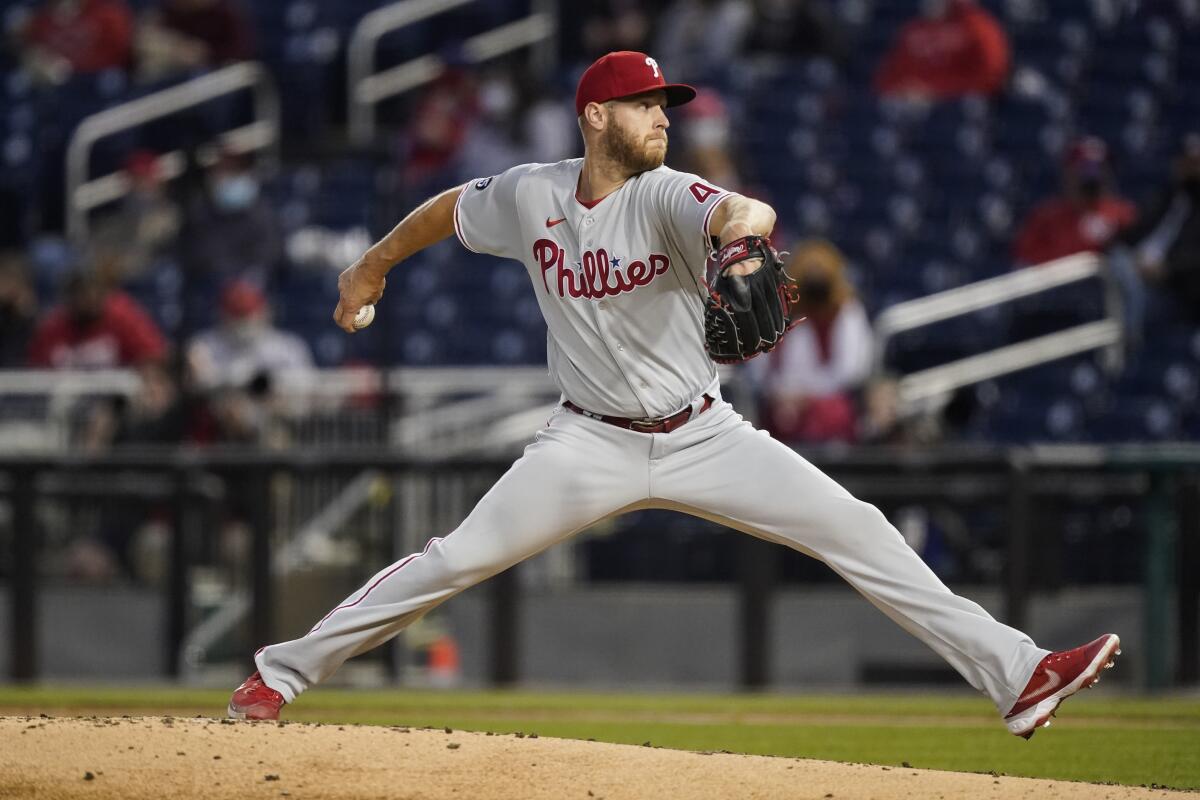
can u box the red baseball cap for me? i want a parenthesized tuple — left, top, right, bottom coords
(124, 149, 161, 181)
(575, 51, 696, 116)
(221, 279, 266, 318)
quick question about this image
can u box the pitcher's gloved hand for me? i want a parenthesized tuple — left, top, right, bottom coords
(703, 235, 800, 363)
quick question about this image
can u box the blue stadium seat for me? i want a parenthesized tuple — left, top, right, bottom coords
(1090, 396, 1182, 442)
(986, 392, 1085, 443)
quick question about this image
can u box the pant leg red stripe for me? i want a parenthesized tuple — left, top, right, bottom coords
(306, 536, 444, 635)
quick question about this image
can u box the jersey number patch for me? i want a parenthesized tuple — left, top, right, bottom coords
(688, 182, 720, 203)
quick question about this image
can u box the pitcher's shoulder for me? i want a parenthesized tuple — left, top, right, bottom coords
(635, 165, 724, 194)
(519, 158, 583, 184)
(639, 164, 687, 185)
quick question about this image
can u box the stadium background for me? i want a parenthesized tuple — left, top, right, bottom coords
(0, 0, 1197, 710)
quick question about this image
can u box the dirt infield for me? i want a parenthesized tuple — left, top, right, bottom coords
(0, 716, 1185, 799)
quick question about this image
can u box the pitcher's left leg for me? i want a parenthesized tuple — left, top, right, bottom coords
(651, 405, 1046, 713)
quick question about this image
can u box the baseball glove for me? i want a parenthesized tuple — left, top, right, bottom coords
(703, 235, 800, 363)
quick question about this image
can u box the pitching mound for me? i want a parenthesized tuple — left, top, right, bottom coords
(0, 716, 1182, 799)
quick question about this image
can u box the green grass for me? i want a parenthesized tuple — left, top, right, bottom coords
(1, 686, 1197, 790)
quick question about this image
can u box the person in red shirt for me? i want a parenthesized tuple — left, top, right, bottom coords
(874, 0, 1010, 101)
(20, 0, 134, 84)
(27, 270, 167, 369)
(1013, 137, 1137, 267)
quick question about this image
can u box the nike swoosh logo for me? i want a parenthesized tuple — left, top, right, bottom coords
(546, 217, 567, 228)
(1018, 667, 1062, 703)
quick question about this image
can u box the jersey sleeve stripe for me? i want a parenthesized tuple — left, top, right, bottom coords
(453, 182, 481, 254)
(702, 191, 732, 252)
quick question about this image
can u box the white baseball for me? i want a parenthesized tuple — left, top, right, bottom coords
(353, 304, 375, 330)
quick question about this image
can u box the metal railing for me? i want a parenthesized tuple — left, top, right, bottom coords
(0, 369, 141, 397)
(872, 253, 1124, 414)
(0, 366, 761, 457)
(0, 369, 142, 451)
(65, 62, 281, 243)
(0, 366, 561, 455)
(347, 0, 557, 144)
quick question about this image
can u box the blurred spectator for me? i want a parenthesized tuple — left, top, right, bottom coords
(89, 150, 181, 284)
(187, 279, 313, 393)
(751, 239, 872, 443)
(456, 62, 581, 175)
(573, 1, 658, 64)
(1110, 132, 1200, 327)
(27, 269, 167, 368)
(654, 0, 752, 85)
(83, 361, 187, 449)
(859, 375, 904, 444)
(180, 149, 281, 285)
(873, 0, 1009, 101)
(0, 252, 38, 367)
(1013, 137, 1136, 267)
(859, 376, 978, 446)
(186, 279, 313, 445)
(675, 89, 741, 191)
(184, 281, 313, 579)
(458, 67, 526, 181)
(136, 0, 253, 82)
(398, 68, 481, 201)
(18, 0, 134, 86)
(742, 0, 845, 63)
(521, 76, 578, 163)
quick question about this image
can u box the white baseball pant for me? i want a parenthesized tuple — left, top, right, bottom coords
(256, 396, 1047, 713)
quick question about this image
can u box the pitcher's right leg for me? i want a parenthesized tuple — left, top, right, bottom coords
(250, 410, 649, 705)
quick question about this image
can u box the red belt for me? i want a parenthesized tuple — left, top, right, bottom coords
(563, 394, 713, 434)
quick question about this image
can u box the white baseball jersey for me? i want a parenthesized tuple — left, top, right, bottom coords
(453, 159, 730, 419)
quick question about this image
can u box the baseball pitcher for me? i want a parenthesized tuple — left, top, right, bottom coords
(230, 51, 1119, 738)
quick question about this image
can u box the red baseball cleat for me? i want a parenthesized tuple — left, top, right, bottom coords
(227, 671, 286, 721)
(1005, 634, 1120, 739)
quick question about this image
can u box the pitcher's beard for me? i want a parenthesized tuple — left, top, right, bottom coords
(601, 123, 667, 174)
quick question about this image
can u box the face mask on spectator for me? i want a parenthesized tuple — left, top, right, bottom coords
(799, 275, 833, 307)
(67, 286, 104, 327)
(70, 305, 103, 327)
(479, 79, 516, 119)
(687, 118, 729, 149)
(212, 175, 260, 212)
(1078, 176, 1103, 202)
(921, 0, 949, 19)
